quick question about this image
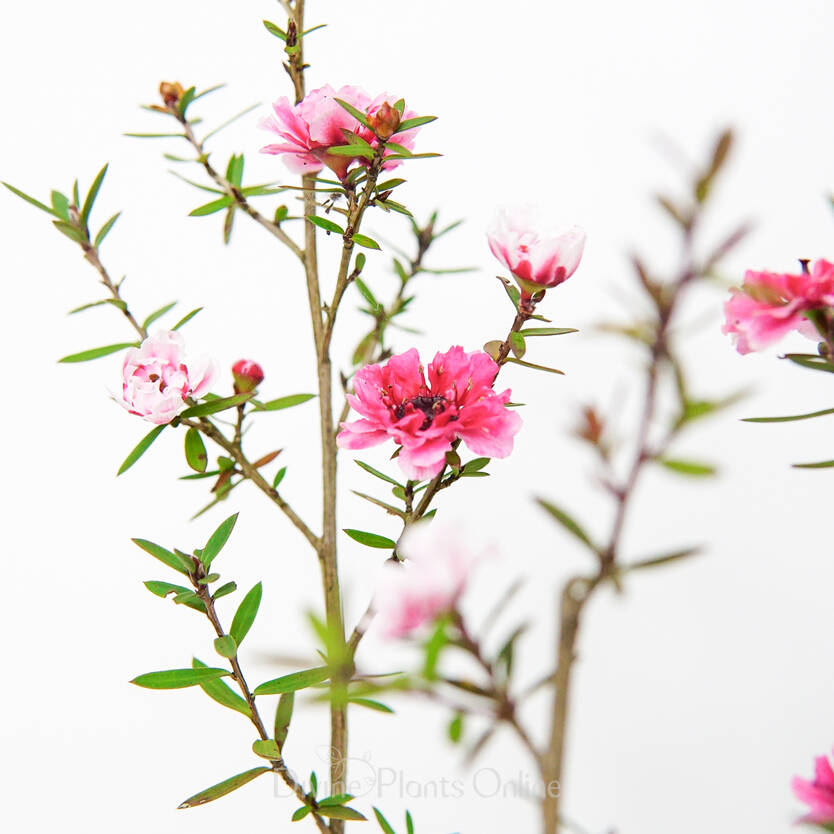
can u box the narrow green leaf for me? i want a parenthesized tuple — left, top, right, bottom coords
(118, 425, 166, 475)
(230, 581, 262, 646)
(319, 794, 356, 808)
(328, 144, 375, 159)
(179, 393, 251, 418)
(374, 808, 397, 834)
(51, 190, 70, 219)
(354, 277, 380, 309)
(784, 353, 834, 373)
(68, 298, 126, 315)
(518, 327, 578, 337)
(214, 635, 237, 658)
(190, 196, 234, 216)
(509, 332, 526, 359)
(348, 697, 394, 713)
(131, 667, 230, 689)
(448, 712, 464, 743)
(397, 115, 437, 131)
(263, 19, 287, 40)
(252, 739, 281, 760)
(536, 499, 597, 551)
(461, 457, 490, 474)
(355, 460, 404, 487)
(273, 466, 288, 488)
(793, 459, 834, 469)
(124, 132, 186, 139)
(201, 512, 239, 567)
(506, 357, 564, 375)
(193, 83, 226, 102)
(94, 211, 121, 247)
(306, 215, 344, 234)
(292, 806, 311, 822)
(80, 164, 108, 229)
(274, 692, 294, 749)
(334, 97, 370, 127)
(132, 538, 193, 574)
(353, 233, 381, 250)
(343, 529, 397, 549)
(2, 181, 54, 214)
(659, 458, 716, 476)
(184, 428, 208, 473)
(142, 301, 177, 330)
(253, 666, 330, 696)
(743, 406, 834, 423)
(177, 86, 197, 117)
(624, 547, 701, 573)
(212, 581, 237, 600)
(192, 657, 250, 716)
(59, 342, 136, 363)
(172, 307, 203, 330)
(144, 580, 189, 598)
(52, 220, 87, 243)
(177, 766, 270, 809)
(254, 393, 316, 411)
(406, 810, 414, 834)
(319, 806, 367, 821)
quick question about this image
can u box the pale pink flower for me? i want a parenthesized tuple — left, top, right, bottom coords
(723, 260, 834, 354)
(793, 749, 834, 825)
(260, 85, 420, 180)
(374, 521, 481, 638)
(121, 331, 215, 425)
(337, 346, 522, 481)
(488, 206, 586, 296)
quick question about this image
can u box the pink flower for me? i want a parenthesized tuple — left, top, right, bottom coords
(232, 359, 264, 394)
(374, 521, 481, 638)
(337, 346, 522, 481)
(121, 331, 215, 425)
(487, 206, 586, 296)
(260, 85, 420, 180)
(793, 749, 834, 825)
(723, 260, 834, 354)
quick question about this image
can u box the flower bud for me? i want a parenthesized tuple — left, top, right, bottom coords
(159, 81, 184, 109)
(232, 359, 265, 394)
(368, 102, 401, 141)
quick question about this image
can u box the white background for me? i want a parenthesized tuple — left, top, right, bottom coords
(2, 1, 834, 832)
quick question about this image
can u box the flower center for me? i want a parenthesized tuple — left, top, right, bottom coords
(395, 395, 448, 430)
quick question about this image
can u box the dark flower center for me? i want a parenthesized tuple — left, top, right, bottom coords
(395, 395, 448, 430)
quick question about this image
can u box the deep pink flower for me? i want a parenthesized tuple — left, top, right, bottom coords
(793, 749, 834, 825)
(232, 359, 264, 394)
(337, 346, 522, 481)
(121, 331, 215, 425)
(723, 260, 834, 354)
(488, 206, 586, 296)
(260, 85, 420, 180)
(374, 521, 481, 638)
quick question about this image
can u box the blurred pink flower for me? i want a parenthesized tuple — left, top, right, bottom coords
(260, 85, 420, 180)
(121, 331, 215, 425)
(488, 206, 585, 296)
(337, 346, 522, 480)
(723, 260, 834, 354)
(793, 749, 834, 825)
(374, 521, 481, 638)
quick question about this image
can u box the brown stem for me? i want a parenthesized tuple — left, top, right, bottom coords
(82, 245, 147, 339)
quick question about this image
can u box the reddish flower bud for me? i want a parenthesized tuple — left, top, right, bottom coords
(232, 359, 265, 393)
(367, 102, 401, 140)
(159, 81, 184, 108)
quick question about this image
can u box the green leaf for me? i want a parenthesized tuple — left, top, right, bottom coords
(319, 806, 367, 821)
(319, 794, 356, 808)
(406, 810, 414, 834)
(292, 806, 311, 822)
(263, 19, 287, 40)
(273, 466, 288, 488)
(343, 529, 396, 549)
(212, 581, 237, 600)
(142, 301, 177, 330)
(172, 307, 203, 330)
(448, 712, 464, 743)
(2, 181, 54, 214)
(274, 692, 295, 749)
(793, 459, 834, 469)
(52, 220, 87, 243)
(131, 667, 230, 689)
(132, 538, 193, 574)
(509, 332, 526, 359)
(192, 657, 250, 716)
(348, 697, 394, 713)
(353, 233, 381, 250)
(252, 739, 281, 760)
(659, 458, 716, 476)
(179, 393, 251, 418)
(254, 393, 316, 411)
(334, 97, 370, 128)
(374, 808, 397, 834)
(177, 86, 197, 117)
(506, 357, 564, 375)
(68, 298, 126, 315)
(306, 215, 344, 234)
(118, 425, 166, 475)
(201, 512, 239, 567)
(253, 666, 330, 696)
(58, 342, 136, 363)
(354, 277, 380, 309)
(461, 457, 490, 475)
(51, 190, 70, 219)
(213, 635, 237, 658)
(355, 460, 404, 487)
(518, 327, 578, 337)
(230, 581, 262, 646)
(94, 211, 121, 247)
(784, 353, 834, 373)
(190, 196, 234, 216)
(326, 144, 375, 160)
(743, 406, 834, 423)
(184, 428, 208, 473)
(397, 115, 437, 131)
(144, 580, 189, 598)
(536, 499, 597, 552)
(80, 164, 108, 229)
(624, 547, 701, 573)
(177, 766, 270, 809)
